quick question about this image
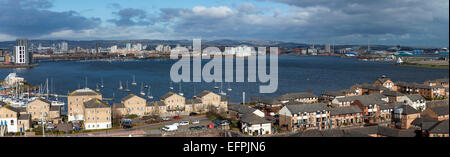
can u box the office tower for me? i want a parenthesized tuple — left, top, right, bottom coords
(126, 43, 131, 51)
(15, 38, 31, 64)
(61, 42, 68, 52)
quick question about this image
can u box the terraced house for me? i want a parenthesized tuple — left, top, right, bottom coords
(373, 76, 395, 90)
(329, 106, 363, 128)
(26, 98, 61, 124)
(83, 98, 112, 130)
(393, 105, 420, 129)
(279, 103, 330, 132)
(0, 105, 31, 133)
(395, 82, 446, 99)
(114, 94, 147, 117)
(277, 92, 318, 104)
(191, 90, 228, 113)
(68, 88, 102, 122)
(160, 92, 186, 116)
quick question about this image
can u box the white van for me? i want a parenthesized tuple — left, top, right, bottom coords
(162, 125, 178, 132)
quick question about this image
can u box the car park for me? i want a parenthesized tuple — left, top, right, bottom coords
(162, 125, 178, 132)
(162, 117, 170, 121)
(179, 121, 189, 126)
(192, 120, 200, 124)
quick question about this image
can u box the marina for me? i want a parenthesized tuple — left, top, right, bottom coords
(1, 56, 448, 113)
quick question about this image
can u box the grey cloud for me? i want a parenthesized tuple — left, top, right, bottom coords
(108, 8, 154, 26)
(0, 0, 101, 37)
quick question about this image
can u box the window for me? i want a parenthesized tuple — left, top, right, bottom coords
(11, 120, 14, 125)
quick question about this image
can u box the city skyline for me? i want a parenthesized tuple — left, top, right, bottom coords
(0, 0, 449, 47)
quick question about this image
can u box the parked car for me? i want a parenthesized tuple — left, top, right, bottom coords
(173, 116, 180, 119)
(162, 125, 178, 132)
(162, 117, 170, 121)
(179, 121, 189, 126)
(189, 112, 198, 116)
(122, 124, 133, 129)
(172, 122, 180, 126)
(220, 120, 230, 126)
(192, 120, 200, 124)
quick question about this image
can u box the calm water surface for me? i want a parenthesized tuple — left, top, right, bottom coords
(1, 56, 448, 105)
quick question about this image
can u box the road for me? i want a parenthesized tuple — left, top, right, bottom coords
(61, 116, 208, 137)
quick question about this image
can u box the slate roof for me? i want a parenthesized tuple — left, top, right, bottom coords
(376, 77, 392, 83)
(376, 126, 417, 137)
(284, 103, 329, 113)
(18, 114, 31, 120)
(396, 81, 442, 89)
(411, 115, 438, 129)
(406, 94, 424, 102)
(396, 105, 420, 115)
(147, 101, 166, 107)
(356, 99, 388, 107)
(186, 99, 202, 104)
(228, 104, 257, 114)
(121, 94, 138, 102)
(259, 98, 281, 105)
(113, 103, 125, 108)
(356, 83, 389, 91)
(380, 102, 405, 110)
(37, 97, 52, 105)
(83, 98, 109, 108)
(335, 94, 387, 103)
(382, 90, 405, 97)
(196, 90, 212, 98)
(277, 92, 317, 101)
(426, 99, 449, 108)
(160, 92, 176, 100)
(240, 114, 271, 125)
(428, 120, 449, 134)
(2, 105, 20, 113)
(322, 90, 347, 97)
(329, 106, 362, 116)
(429, 105, 449, 116)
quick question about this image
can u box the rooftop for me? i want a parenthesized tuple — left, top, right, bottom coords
(83, 98, 109, 108)
(69, 88, 101, 96)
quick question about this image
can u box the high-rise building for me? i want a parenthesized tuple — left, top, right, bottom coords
(325, 44, 331, 53)
(15, 38, 31, 64)
(61, 42, 68, 52)
(126, 43, 132, 51)
(155, 44, 164, 52)
(110, 45, 118, 53)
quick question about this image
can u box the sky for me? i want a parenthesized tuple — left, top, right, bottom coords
(0, 0, 448, 47)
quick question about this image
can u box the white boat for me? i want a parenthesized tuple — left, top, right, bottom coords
(219, 82, 226, 95)
(100, 78, 104, 88)
(214, 82, 219, 89)
(51, 100, 65, 106)
(169, 82, 174, 90)
(397, 57, 404, 64)
(147, 86, 153, 99)
(227, 82, 232, 91)
(96, 83, 100, 92)
(119, 81, 123, 90)
(124, 81, 131, 92)
(140, 82, 145, 96)
(131, 75, 137, 86)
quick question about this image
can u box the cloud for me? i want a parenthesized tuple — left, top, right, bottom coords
(108, 8, 154, 26)
(0, 0, 101, 38)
